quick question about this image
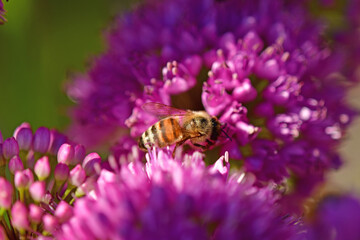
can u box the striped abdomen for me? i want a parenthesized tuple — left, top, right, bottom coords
(138, 117, 183, 150)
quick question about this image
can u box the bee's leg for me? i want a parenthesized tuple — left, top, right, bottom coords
(193, 143, 207, 150)
(173, 138, 189, 158)
(205, 139, 215, 148)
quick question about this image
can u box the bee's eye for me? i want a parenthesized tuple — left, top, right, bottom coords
(200, 118, 208, 125)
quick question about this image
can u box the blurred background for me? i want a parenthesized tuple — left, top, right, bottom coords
(0, 0, 359, 191)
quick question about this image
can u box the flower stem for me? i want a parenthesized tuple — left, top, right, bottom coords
(19, 189, 25, 203)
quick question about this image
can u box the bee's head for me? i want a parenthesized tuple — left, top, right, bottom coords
(209, 116, 221, 141)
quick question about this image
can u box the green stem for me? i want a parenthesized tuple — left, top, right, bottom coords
(19, 189, 25, 202)
(63, 187, 76, 203)
(0, 165, 5, 178)
(0, 207, 5, 217)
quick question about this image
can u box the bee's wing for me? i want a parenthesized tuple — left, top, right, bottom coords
(142, 102, 189, 118)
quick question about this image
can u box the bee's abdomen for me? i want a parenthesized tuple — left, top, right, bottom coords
(139, 117, 182, 150)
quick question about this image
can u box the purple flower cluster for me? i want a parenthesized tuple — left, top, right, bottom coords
(0, 123, 100, 239)
(58, 149, 300, 240)
(67, 0, 358, 209)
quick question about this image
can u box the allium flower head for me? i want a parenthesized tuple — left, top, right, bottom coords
(58, 149, 300, 240)
(67, 0, 359, 210)
(0, 123, 99, 239)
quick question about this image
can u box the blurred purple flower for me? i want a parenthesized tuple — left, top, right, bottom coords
(0, 123, 100, 239)
(304, 194, 360, 240)
(303, 0, 360, 83)
(58, 149, 300, 240)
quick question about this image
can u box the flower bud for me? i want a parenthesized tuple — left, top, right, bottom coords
(23, 169, 34, 185)
(54, 163, 69, 183)
(73, 144, 86, 165)
(76, 176, 97, 197)
(57, 143, 74, 165)
(43, 214, 58, 234)
(69, 164, 86, 187)
(49, 130, 67, 155)
(11, 201, 29, 230)
(13, 122, 31, 136)
(29, 181, 46, 202)
(0, 177, 13, 209)
(2, 137, 19, 159)
(82, 152, 101, 176)
(29, 204, 44, 224)
(8, 155, 24, 174)
(26, 151, 35, 169)
(42, 193, 53, 206)
(55, 201, 73, 223)
(14, 170, 31, 189)
(0, 131, 2, 144)
(14, 124, 33, 151)
(33, 127, 50, 154)
(34, 156, 50, 180)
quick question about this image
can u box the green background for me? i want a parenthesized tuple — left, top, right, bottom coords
(0, 0, 133, 138)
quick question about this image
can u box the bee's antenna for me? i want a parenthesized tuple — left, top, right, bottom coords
(221, 123, 232, 141)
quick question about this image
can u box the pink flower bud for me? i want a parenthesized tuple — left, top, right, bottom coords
(43, 214, 58, 234)
(33, 127, 50, 154)
(29, 204, 44, 224)
(8, 155, 24, 174)
(11, 201, 29, 230)
(29, 181, 46, 202)
(57, 143, 75, 165)
(69, 164, 86, 187)
(14, 170, 31, 189)
(0, 177, 13, 209)
(23, 169, 34, 185)
(55, 201, 73, 223)
(54, 163, 69, 183)
(2, 137, 19, 159)
(14, 123, 33, 151)
(77, 176, 97, 196)
(82, 152, 101, 176)
(34, 156, 50, 180)
(42, 193, 53, 205)
(73, 144, 86, 165)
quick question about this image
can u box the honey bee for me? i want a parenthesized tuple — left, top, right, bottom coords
(138, 102, 230, 153)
